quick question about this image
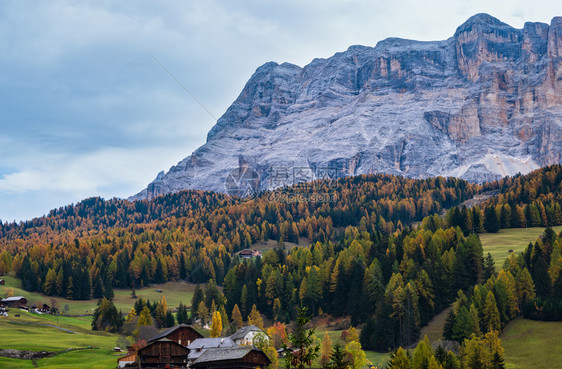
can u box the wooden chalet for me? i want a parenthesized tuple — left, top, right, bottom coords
(148, 324, 203, 346)
(191, 346, 271, 369)
(239, 249, 262, 259)
(117, 352, 137, 368)
(138, 338, 189, 369)
(2, 296, 27, 308)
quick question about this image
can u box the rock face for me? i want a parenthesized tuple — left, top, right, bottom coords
(132, 14, 562, 200)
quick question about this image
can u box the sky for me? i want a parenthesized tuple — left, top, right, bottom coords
(0, 1, 560, 222)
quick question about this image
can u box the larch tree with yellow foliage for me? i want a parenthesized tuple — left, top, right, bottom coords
(248, 304, 264, 329)
(210, 310, 222, 337)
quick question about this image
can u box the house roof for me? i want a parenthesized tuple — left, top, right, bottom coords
(2, 296, 26, 302)
(139, 338, 188, 353)
(148, 324, 202, 342)
(192, 346, 270, 365)
(230, 325, 265, 341)
(187, 337, 236, 350)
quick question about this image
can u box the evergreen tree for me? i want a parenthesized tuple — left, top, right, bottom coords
(323, 343, 351, 369)
(165, 310, 175, 328)
(483, 253, 496, 280)
(491, 351, 505, 369)
(484, 207, 501, 233)
(282, 305, 320, 369)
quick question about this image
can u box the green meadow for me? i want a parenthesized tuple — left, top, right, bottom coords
(479, 226, 562, 269)
(1, 274, 197, 315)
(0, 310, 118, 369)
(502, 318, 562, 369)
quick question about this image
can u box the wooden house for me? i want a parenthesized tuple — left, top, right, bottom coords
(2, 296, 27, 308)
(191, 346, 271, 369)
(138, 338, 189, 369)
(117, 352, 137, 368)
(0, 279, 5, 285)
(148, 324, 203, 346)
(239, 249, 262, 259)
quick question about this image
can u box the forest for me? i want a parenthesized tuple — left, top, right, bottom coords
(0, 165, 561, 351)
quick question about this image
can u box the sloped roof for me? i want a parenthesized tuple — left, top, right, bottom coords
(192, 346, 270, 365)
(139, 338, 189, 353)
(3, 296, 26, 301)
(187, 337, 236, 350)
(230, 325, 265, 341)
(148, 324, 202, 342)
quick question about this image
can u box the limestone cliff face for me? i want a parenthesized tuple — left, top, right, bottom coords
(132, 14, 562, 200)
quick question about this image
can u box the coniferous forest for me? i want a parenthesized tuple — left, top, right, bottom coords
(0, 165, 561, 351)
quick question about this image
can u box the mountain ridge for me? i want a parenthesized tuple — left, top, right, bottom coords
(132, 13, 562, 200)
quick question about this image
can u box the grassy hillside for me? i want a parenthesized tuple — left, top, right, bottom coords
(0, 310, 118, 368)
(502, 318, 562, 369)
(0, 274, 197, 315)
(480, 226, 562, 269)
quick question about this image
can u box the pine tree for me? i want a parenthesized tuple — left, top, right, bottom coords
(323, 343, 351, 369)
(484, 207, 501, 233)
(165, 310, 175, 328)
(282, 305, 320, 369)
(491, 351, 505, 369)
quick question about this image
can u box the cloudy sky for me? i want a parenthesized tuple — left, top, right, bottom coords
(0, 1, 560, 222)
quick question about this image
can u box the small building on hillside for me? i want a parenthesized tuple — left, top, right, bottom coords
(117, 352, 137, 368)
(148, 324, 203, 346)
(187, 337, 236, 361)
(0, 279, 5, 285)
(138, 338, 189, 369)
(2, 296, 27, 308)
(230, 325, 268, 346)
(191, 346, 271, 369)
(239, 249, 262, 259)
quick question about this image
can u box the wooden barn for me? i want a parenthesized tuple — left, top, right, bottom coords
(0, 279, 5, 285)
(2, 296, 27, 308)
(191, 346, 271, 369)
(138, 338, 189, 369)
(148, 324, 203, 346)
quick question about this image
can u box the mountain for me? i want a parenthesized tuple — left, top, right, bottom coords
(132, 14, 562, 200)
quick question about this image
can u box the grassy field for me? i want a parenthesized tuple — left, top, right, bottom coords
(501, 318, 562, 369)
(419, 307, 451, 343)
(0, 309, 119, 368)
(0, 274, 197, 315)
(480, 226, 562, 269)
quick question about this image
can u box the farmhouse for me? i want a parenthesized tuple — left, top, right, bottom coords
(230, 325, 268, 346)
(187, 337, 236, 361)
(191, 346, 271, 369)
(148, 324, 203, 346)
(138, 338, 189, 369)
(239, 249, 262, 259)
(2, 296, 27, 308)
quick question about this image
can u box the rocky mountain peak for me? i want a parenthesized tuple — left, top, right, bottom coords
(131, 14, 562, 201)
